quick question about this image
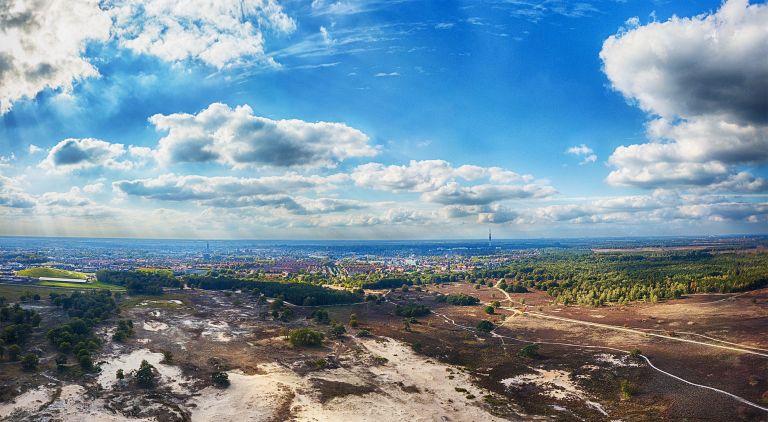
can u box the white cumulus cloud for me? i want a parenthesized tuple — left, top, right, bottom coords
(106, 0, 296, 69)
(600, 0, 768, 191)
(0, 0, 111, 114)
(39, 138, 147, 174)
(151, 103, 378, 169)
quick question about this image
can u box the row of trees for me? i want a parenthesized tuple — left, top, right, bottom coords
(186, 275, 363, 305)
(96, 269, 179, 295)
(438, 293, 480, 306)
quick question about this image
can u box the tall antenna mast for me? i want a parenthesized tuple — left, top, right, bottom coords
(488, 228, 492, 246)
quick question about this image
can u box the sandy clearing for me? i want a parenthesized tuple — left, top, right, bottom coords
(595, 353, 640, 367)
(142, 320, 169, 332)
(201, 320, 233, 342)
(191, 336, 518, 422)
(0, 385, 50, 419)
(501, 368, 608, 416)
(97, 348, 188, 392)
(0, 385, 152, 422)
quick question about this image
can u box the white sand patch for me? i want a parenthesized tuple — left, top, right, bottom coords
(501, 368, 609, 417)
(192, 365, 305, 421)
(202, 320, 233, 342)
(97, 348, 188, 392)
(143, 320, 169, 332)
(501, 369, 582, 400)
(586, 400, 609, 416)
(168, 300, 183, 305)
(0, 385, 152, 422)
(181, 319, 203, 329)
(0, 386, 51, 419)
(595, 353, 640, 367)
(191, 337, 515, 422)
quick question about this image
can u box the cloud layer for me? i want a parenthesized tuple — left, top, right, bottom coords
(601, 0, 768, 190)
(0, 0, 111, 113)
(39, 138, 148, 174)
(152, 103, 378, 169)
(0, 0, 298, 114)
(107, 0, 296, 69)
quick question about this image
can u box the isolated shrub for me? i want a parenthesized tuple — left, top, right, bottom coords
(517, 344, 539, 359)
(312, 309, 330, 324)
(484, 305, 495, 315)
(7, 344, 21, 361)
(212, 371, 230, 388)
(56, 355, 67, 372)
(135, 359, 156, 388)
(476, 320, 494, 332)
(79, 355, 93, 371)
(280, 307, 294, 321)
(329, 322, 346, 338)
(288, 328, 324, 347)
(21, 353, 38, 371)
(116, 369, 124, 379)
(620, 379, 636, 400)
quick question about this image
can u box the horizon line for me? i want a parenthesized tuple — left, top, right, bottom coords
(0, 233, 765, 243)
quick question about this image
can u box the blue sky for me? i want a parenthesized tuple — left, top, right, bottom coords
(0, 0, 766, 239)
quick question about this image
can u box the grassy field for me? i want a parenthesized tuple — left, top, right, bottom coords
(119, 293, 191, 309)
(0, 284, 80, 301)
(36, 279, 124, 290)
(16, 267, 88, 279)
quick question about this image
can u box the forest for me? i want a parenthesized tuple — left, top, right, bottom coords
(185, 275, 363, 305)
(47, 290, 121, 371)
(476, 251, 768, 306)
(96, 269, 180, 295)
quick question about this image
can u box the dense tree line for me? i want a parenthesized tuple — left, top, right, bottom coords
(0, 252, 47, 264)
(394, 304, 431, 317)
(362, 277, 412, 289)
(478, 251, 768, 306)
(96, 269, 179, 295)
(437, 293, 480, 306)
(186, 275, 362, 305)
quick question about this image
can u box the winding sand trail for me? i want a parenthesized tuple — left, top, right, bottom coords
(490, 283, 768, 413)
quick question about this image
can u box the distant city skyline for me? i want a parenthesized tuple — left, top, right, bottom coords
(0, 0, 766, 239)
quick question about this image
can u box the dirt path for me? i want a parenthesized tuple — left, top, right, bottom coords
(490, 283, 768, 414)
(493, 283, 768, 357)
